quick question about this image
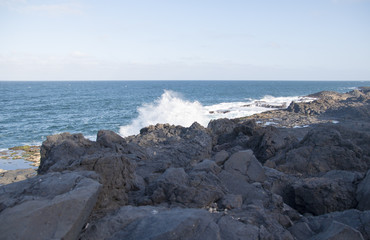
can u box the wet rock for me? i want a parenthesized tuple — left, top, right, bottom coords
(0, 168, 36, 185)
(0, 171, 101, 240)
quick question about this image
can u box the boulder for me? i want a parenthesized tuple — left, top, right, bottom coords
(275, 126, 368, 175)
(293, 209, 370, 240)
(217, 215, 259, 239)
(143, 167, 225, 208)
(357, 170, 370, 210)
(80, 206, 220, 240)
(292, 170, 360, 215)
(224, 150, 266, 182)
(219, 194, 243, 209)
(310, 221, 364, 240)
(193, 159, 221, 174)
(0, 171, 101, 240)
(213, 150, 230, 166)
(127, 122, 213, 176)
(248, 126, 298, 163)
(38, 132, 136, 210)
(208, 119, 257, 151)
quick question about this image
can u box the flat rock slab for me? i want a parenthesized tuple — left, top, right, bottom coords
(224, 150, 266, 182)
(81, 206, 220, 240)
(0, 171, 101, 240)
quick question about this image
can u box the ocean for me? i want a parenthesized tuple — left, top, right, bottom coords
(0, 80, 367, 150)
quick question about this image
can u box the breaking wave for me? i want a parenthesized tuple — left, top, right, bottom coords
(119, 90, 314, 137)
(119, 90, 209, 136)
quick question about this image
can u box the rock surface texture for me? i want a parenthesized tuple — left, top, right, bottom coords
(1, 87, 370, 239)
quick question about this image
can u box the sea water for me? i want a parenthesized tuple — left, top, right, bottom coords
(0, 80, 367, 149)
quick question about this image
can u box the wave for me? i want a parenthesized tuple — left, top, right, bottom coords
(119, 90, 314, 137)
(119, 90, 209, 137)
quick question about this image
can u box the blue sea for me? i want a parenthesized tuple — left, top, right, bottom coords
(0, 81, 367, 150)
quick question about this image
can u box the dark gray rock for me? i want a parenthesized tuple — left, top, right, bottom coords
(248, 126, 298, 163)
(128, 122, 213, 176)
(289, 222, 316, 240)
(292, 171, 359, 215)
(144, 167, 225, 208)
(224, 150, 266, 182)
(193, 159, 221, 174)
(0, 168, 36, 186)
(275, 126, 368, 175)
(218, 215, 259, 239)
(80, 206, 220, 240)
(213, 150, 229, 166)
(357, 170, 370, 210)
(38, 132, 136, 210)
(310, 221, 364, 240)
(208, 119, 257, 152)
(219, 194, 243, 209)
(295, 209, 370, 239)
(0, 171, 101, 240)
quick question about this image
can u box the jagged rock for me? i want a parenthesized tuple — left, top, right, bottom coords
(224, 150, 266, 182)
(292, 173, 358, 215)
(217, 215, 259, 239)
(289, 221, 316, 240)
(357, 170, 370, 210)
(207, 118, 237, 144)
(0, 171, 101, 240)
(293, 209, 370, 239)
(273, 126, 368, 175)
(310, 221, 364, 240)
(213, 150, 230, 166)
(263, 167, 298, 208)
(3, 88, 370, 239)
(208, 119, 257, 151)
(38, 132, 136, 210)
(193, 159, 221, 174)
(0, 168, 36, 185)
(247, 126, 298, 163)
(219, 194, 243, 209)
(80, 206, 220, 240)
(127, 122, 213, 176)
(144, 167, 225, 208)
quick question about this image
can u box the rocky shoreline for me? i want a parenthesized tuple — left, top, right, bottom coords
(1, 87, 370, 239)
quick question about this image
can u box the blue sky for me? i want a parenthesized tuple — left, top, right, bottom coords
(1, 0, 369, 80)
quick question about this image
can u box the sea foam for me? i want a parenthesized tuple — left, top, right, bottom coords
(119, 90, 209, 137)
(119, 90, 314, 137)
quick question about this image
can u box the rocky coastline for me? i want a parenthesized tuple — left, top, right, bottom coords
(1, 87, 370, 239)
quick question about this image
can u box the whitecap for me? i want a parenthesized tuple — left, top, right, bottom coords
(119, 91, 315, 137)
(119, 90, 209, 137)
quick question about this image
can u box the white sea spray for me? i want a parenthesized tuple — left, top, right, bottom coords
(119, 90, 314, 137)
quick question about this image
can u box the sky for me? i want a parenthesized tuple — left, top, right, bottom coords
(0, 0, 369, 81)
